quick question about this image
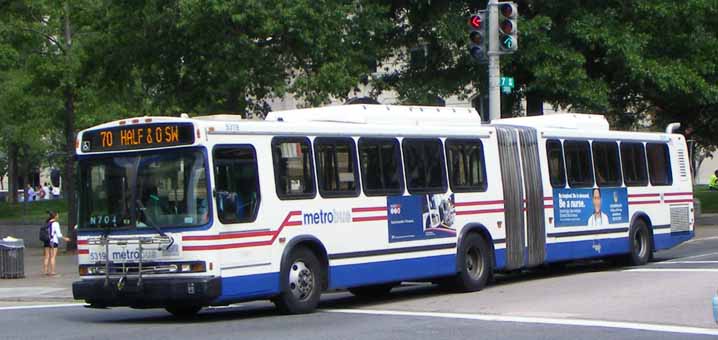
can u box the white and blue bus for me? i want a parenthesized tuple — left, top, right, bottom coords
(72, 105, 694, 316)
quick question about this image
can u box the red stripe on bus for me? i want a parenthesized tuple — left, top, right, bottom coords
(455, 200, 504, 207)
(352, 207, 386, 213)
(183, 240, 272, 251)
(664, 192, 693, 197)
(628, 193, 660, 198)
(543, 197, 553, 201)
(456, 208, 505, 215)
(544, 205, 553, 209)
(184, 211, 302, 251)
(77, 240, 89, 245)
(628, 200, 661, 205)
(78, 249, 89, 255)
(183, 230, 275, 241)
(664, 199, 694, 204)
(352, 216, 388, 222)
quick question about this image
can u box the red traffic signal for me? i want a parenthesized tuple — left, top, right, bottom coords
(469, 15, 482, 29)
(500, 3, 515, 18)
(500, 20, 514, 34)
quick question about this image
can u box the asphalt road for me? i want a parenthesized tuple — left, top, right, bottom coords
(2, 229, 718, 340)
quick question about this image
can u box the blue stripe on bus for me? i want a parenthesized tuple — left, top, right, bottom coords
(329, 254, 456, 289)
(216, 272, 280, 303)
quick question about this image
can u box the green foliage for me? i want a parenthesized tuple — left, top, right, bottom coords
(0, 199, 68, 224)
(694, 186, 718, 214)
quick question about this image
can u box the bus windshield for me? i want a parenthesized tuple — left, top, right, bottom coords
(78, 148, 209, 230)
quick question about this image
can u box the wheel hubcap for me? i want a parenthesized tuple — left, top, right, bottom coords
(466, 246, 483, 280)
(288, 260, 314, 301)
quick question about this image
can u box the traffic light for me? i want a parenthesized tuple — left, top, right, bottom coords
(468, 11, 487, 62)
(498, 2, 518, 53)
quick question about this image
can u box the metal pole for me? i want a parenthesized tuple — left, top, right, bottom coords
(487, 0, 501, 121)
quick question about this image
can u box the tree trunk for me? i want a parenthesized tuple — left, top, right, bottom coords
(63, 87, 77, 251)
(7, 143, 18, 203)
(526, 93, 544, 116)
(63, 1, 77, 251)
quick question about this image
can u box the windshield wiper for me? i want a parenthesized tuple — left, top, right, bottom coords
(135, 199, 167, 238)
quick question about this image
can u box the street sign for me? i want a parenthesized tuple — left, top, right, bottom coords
(500, 77, 514, 94)
(500, 77, 514, 88)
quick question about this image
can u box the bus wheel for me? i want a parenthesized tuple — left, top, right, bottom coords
(348, 283, 396, 298)
(165, 305, 201, 318)
(453, 233, 492, 292)
(274, 247, 321, 314)
(628, 219, 652, 266)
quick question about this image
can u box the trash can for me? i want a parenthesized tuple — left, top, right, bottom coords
(0, 239, 24, 279)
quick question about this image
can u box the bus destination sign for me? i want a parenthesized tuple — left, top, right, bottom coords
(81, 123, 195, 152)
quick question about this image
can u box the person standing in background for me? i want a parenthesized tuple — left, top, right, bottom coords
(25, 184, 35, 201)
(43, 211, 70, 276)
(51, 185, 60, 199)
(42, 183, 51, 200)
(709, 170, 718, 191)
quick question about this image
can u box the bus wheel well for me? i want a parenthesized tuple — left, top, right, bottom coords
(283, 237, 329, 290)
(458, 224, 495, 271)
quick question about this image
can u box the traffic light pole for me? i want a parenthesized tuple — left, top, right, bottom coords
(487, 0, 501, 121)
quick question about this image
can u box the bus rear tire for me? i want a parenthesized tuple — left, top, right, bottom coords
(273, 247, 322, 314)
(452, 233, 492, 292)
(165, 305, 201, 318)
(348, 283, 396, 298)
(627, 219, 652, 266)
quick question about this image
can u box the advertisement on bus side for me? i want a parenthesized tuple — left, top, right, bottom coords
(553, 187, 628, 227)
(387, 193, 457, 242)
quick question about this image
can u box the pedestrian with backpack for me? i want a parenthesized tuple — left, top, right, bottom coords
(42, 211, 69, 276)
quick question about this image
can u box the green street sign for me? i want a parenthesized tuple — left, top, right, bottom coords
(501, 86, 512, 94)
(500, 77, 514, 88)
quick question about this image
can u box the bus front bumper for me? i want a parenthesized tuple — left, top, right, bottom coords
(72, 276, 221, 308)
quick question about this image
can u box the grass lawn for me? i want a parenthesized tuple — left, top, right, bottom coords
(694, 185, 718, 214)
(0, 199, 68, 225)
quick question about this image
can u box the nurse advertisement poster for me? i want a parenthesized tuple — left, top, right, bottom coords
(553, 187, 628, 227)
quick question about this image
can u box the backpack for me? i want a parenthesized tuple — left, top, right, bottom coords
(39, 223, 51, 243)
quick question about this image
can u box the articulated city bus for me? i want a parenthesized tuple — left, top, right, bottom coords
(72, 105, 694, 316)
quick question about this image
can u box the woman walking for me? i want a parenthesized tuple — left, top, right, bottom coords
(43, 211, 69, 276)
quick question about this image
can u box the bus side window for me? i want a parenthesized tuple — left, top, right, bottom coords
(445, 139, 487, 192)
(546, 139, 566, 188)
(213, 146, 261, 223)
(620, 142, 648, 186)
(314, 137, 360, 198)
(272, 137, 316, 199)
(646, 143, 672, 186)
(592, 141, 622, 187)
(402, 138, 448, 194)
(564, 140, 594, 188)
(358, 138, 404, 196)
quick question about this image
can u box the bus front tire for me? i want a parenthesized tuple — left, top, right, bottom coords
(452, 233, 492, 292)
(628, 219, 652, 266)
(274, 247, 322, 314)
(165, 305, 201, 318)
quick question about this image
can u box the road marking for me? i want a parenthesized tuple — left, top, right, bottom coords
(323, 309, 718, 336)
(624, 268, 718, 273)
(0, 303, 85, 311)
(669, 251, 718, 261)
(659, 260, 718, 264)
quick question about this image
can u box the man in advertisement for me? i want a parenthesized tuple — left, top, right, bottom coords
(587, 188, 608, 227)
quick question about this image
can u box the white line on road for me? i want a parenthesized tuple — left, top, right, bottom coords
(624, 268, 718, 273)
(659, 260, 718, 264)
(323, 309, 718, 336)
(0, 303, 85, 311)
(669, 251, 718, 261)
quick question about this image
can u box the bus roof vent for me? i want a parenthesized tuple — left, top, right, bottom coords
(265, 104, 480, 125)
(491, 114, 610, 131)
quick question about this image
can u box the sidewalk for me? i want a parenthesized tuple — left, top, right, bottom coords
(0, 247, 78, 304)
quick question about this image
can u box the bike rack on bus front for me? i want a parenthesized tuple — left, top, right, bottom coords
(87, 235, 174, 291)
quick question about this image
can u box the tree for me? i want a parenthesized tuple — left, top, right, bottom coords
(87, 0, 393, 115)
